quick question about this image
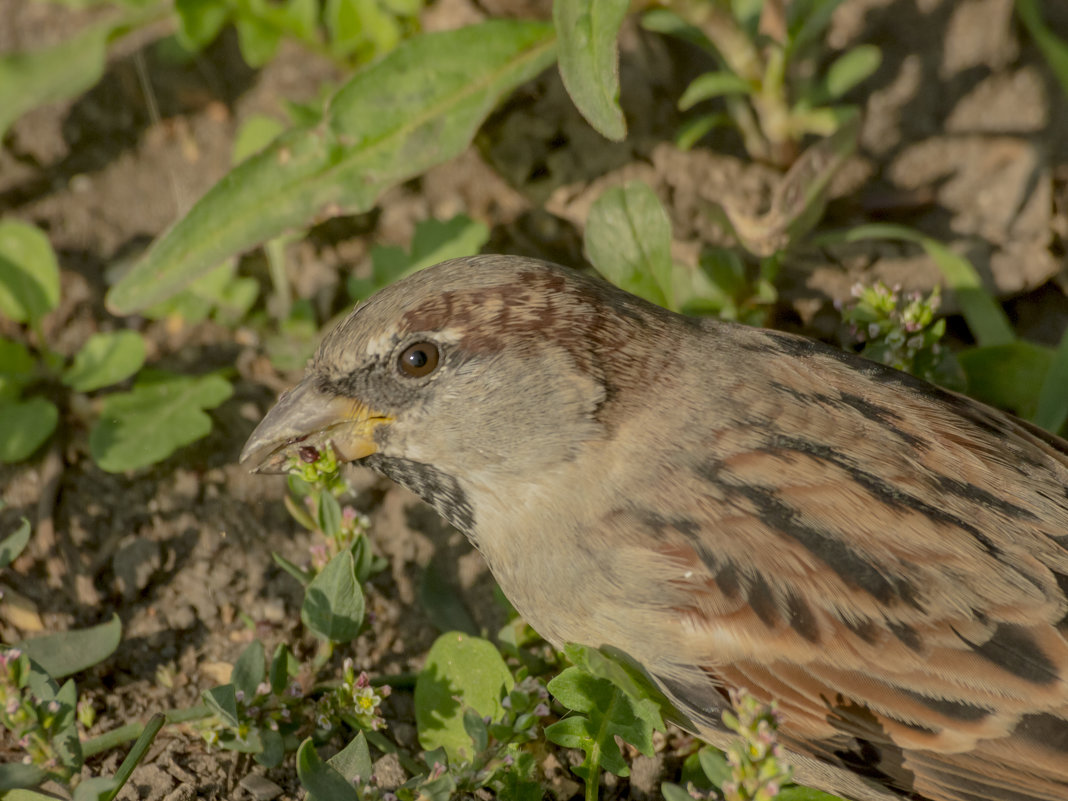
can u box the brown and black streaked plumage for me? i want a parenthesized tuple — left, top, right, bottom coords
(242, 255, 1068, 801)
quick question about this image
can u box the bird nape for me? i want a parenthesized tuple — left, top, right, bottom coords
(242, 254, 1068, 801)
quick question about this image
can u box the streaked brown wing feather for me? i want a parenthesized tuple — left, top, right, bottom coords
(607, 328, 1068, 801)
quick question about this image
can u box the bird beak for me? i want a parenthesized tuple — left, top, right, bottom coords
(240, 378, 392, 473)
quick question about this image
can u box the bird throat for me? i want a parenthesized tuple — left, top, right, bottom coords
(363, 455, 476, 536)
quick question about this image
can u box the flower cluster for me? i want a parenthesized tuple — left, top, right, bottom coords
(720, 688, 792, 801)
(316, 659, 391, 733)
(0, 648, 77, 781)
(839, 282, 962, 389)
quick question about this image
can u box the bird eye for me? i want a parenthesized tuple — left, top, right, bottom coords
(398, 342, 440, 377)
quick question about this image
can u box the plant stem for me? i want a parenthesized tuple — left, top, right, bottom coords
(82, 704, 213, 757)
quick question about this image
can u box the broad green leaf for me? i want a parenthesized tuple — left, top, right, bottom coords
(298, 738, 363, 801)
(175, 0, 230, 49)
(561, 643, 668, 734)
(0, 517, 31, 568)
(0, 397, 58, 463)
(0, 766, 49, 792)
(1034, 326, 1068, 434)
(545, 666, 648, 778)
(0, 337, 35, 400)
(0, 220, 60, 324)
(233, 114, 287, 163)
(143, 259, 257, 326)
(89, 371, 232, 472)
(235, 14, 282, 67)
(662, 783, 698, 801)
(325, 0, 403, 60)
(16, 614, 122, 678)
(554, 0, 628, 141)
(106, 20, 556, 314)
(326, 732, 373, 785)
(301, 550, 365, 642)
(585, 181, 672, 308)
(71, 776, 120, 801)
(697, 746, 731, 787)
(958, 342, 1053, 419)
(1016, 0, 1068, 99)
(269, 642, 295, 694)
(63, 331, 146, 392)
(414, 632, 513, 764)
(204, 684, 240, 726)
(0, 20, 116, 141)
(257, 728, 286, 767)
(231, 640, 266, 698)
(678, 71, 750, 109)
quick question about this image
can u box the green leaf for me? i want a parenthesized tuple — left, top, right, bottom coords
(71, 776, 120, 801)
(256, 728, 286, 767)
(816, 223, 1015, 347)
(327, 731, 373, 784)
(203, 684, 240, 727)
(820, 44, 881, 100)
(16, 614, 122, 679)
(86, 713, 165, 801)
(325, 0, 402, 60)
(0, 765, 49, 792)
(0, 20, 119, 141)
(675, 111, 732, 150)
(1016, 0, 1068, 99)
(561, 644, 668, 735)
(697, 746, 731, 786)
(233, 114, 287, 164)
(235, 13, 282, 67)
(585, 181, 673, 308)
(269, 642, 294, 694)
(776, 786, 848, 800)
(231, 640, 266, 698)
(143, 259, 257, 326)
(678, 71, 750, 110)
(298, 738, 363, 801)
(958, 342, 1053, 419)
(0, 337, 35, 400)
(316, 491, 342, 535)
(640, 8, 713, 50)
(175, 0, 230, 50)
(0, 397, 58, 463)
(63, 331, 146, 392)
(89, 371, 232, 472)
(0, 517, 31, 569)
(106, 20, 557, 314)
(554, 0, 628, 141)
(1034, 326, 1068, 434)
(546, 669, 632, 778)
(301, 550, 365, 642)
(414, 632, 514, 764)
(0, 220, 61, 324)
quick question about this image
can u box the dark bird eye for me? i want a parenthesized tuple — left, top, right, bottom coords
(399, 342, 440, 377)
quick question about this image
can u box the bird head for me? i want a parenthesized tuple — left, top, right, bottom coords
(240, 255, 671, 532)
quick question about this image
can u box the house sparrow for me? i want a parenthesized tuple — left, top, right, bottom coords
(241, 255, 1068, 801)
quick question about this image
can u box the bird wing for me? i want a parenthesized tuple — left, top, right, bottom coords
(600, 330, 1068, 801)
